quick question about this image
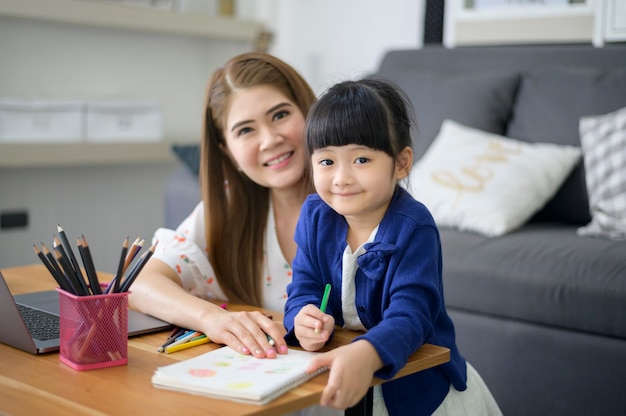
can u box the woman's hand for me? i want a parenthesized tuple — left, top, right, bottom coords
(204, 309, 288, 358)
(130, 259, 287, 359)
(306, 340, 383, 409)
(294, 304, 335, 351)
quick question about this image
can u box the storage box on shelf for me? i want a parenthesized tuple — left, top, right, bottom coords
(86, 101, 163, 143)
(0, 98, 84, 143)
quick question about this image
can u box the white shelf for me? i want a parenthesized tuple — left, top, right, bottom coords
(456, 3, 594, 20)
(0, 142, 177, 168)
(444, 0, 597, 47)
(0, 0, 262, 167)
(0, 0, 265, 42)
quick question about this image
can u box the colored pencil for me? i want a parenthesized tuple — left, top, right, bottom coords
(315, 283, 332, 334)
(119, 241, 157, 293)
(123, 237, 143, 276)
(320, 283, 331, 313)
(157, 327, 187, 353)
(166, 331, 202, 349)
(164, 336, 210, 354)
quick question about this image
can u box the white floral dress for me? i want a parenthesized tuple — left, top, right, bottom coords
(151, 201, 293, 312)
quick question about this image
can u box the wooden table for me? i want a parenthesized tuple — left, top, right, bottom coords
(0, 265, 450, 415)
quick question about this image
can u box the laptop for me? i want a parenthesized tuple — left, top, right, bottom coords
(0, 270, 172, 354)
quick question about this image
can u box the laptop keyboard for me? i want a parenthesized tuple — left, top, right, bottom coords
(16, 304, 60, 341)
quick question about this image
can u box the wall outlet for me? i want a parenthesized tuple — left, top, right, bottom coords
(0, 210, 29, 230)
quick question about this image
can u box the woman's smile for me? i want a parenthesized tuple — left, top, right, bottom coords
(264, 151, 294, 168)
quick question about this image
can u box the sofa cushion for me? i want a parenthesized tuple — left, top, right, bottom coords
(577, 106, 626, 240)
(373, 70, 519, 161)
(172, 144, 200, 177)
(440, 224, 626, 339)
(409, 120, 580, 237)
(508, 68, 626, 225)
(165, 166, 201, 229)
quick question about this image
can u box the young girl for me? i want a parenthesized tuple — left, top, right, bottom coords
(284, 79, 501, 415)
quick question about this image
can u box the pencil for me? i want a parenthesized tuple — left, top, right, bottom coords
(164, 336, 210, 354)
(190, 334, 206, 341)
(315, 283, 332, 334)
(119, 238, 144, 289)
(33, 244, 69, 292)
(81, 235, 102, 294)
(175, 330, 199, 341)
(168, 325, 183, 337)
(320, 283, 331, 313)
(40, 243, 71, 290)
(77, 236, 102, 295)
(54, 235, 89, 296)
(112, 237, 129, 293)
(166, 331, 202, 349)
(56, 225, 90, 295)
(53, 237, 75, 284)
(167, 325, 183, 338)
(119, 241, 157, 293)
(53, 243, 84, 295)
(157, 327, 187, 353)
(123, 237, 143, 276)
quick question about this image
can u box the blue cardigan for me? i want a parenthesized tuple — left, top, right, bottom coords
(284, 187, 467, 416)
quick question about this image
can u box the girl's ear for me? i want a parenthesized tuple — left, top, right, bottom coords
(395, 146, 413, 180)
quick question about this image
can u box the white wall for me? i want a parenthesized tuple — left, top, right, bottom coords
(0, 16, 252, 270)
(0, 164, 176, 272)
(241, 0, 424, 94)
(0, 16, 250, 142)
(0, 1, 425, 270)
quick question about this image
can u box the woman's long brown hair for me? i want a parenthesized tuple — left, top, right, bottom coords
(200, 52, 316, 306)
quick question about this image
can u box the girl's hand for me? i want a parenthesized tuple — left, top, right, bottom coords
(294, 304, 335, 351)
(204, 309, 288, 358)
(306, 340, 383, 409)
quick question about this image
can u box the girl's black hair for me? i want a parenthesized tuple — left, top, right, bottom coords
(305, 78, 415, 158)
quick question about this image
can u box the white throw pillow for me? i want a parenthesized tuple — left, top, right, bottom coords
(577, 106, 626, 240)
(408, 120, 581, 237)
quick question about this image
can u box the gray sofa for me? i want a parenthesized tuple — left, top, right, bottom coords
(165, 45, 626, 416)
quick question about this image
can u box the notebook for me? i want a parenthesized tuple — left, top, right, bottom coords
(0, 270, 172, 354)
(152, 346, 328, 405)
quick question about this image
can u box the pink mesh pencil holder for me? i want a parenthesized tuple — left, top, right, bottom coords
(57, 287, 129, 370)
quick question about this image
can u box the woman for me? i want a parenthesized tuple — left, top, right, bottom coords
(129, 52, 316, 359)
